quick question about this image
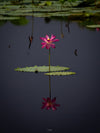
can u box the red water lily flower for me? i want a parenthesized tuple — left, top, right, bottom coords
(41, 97, 60, 110)
(40, 34, 59, 49)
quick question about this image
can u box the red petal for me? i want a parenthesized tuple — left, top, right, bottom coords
(52, 106, 57, 110)
(52, 97, 56, 103)
(51, 44, 55, 48)
(43, 98, 47, 102)
(46, 45, 50, 49)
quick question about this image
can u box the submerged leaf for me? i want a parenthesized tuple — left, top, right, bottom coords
(45, 71, 76, 76)
(14, 66, 70, 73)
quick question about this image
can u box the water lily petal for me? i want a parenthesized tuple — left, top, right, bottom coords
(47, 97, 51, 101)
(52, 106, 57, 110)
(43, 98, 47, 102)
(52, 97, 56, 103)
(46, 106, 50, 110)
(51, 34, 56, 40)
(46, 44, 51, 49)
(52, 39, 59, 42)
(51, 43, 56, 48)
(41, 42, 46, 45)
(40, 37, 48, 43)
(46, 35, 50, 40)
(42, 44, 46, 48)
(41, 103, 46, 109)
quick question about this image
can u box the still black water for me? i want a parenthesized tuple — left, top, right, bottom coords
(0, 17, 100, 133)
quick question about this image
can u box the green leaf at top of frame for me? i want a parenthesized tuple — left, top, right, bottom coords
(45, 71, 76, 76)
(14, 65, 70, 73)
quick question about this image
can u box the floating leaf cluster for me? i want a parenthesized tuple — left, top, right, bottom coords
(15, 65, 76, 76)
(0, 0, 100, 20)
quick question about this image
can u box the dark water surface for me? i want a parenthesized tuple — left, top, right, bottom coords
(0, 17, 100, 133)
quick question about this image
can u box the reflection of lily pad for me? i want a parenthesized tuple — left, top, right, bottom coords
(14, 66, 70, 72)
(45, 72, 76, 76)
(86, 25, 100, 28)
(0, 20, 6, 26)
(10, 17, 28, 25)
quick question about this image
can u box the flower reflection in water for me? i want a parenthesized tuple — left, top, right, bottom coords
(41, 97, 60, 111)
(96, 28, 100, 31)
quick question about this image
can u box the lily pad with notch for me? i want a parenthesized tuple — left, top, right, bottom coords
(14, 65, 70, 73)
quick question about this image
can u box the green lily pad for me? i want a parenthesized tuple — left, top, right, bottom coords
(86, 25, 100, 28)
(45, 71, 76, 76)
(0, 15, 20, 20)
(14, 65, 70, 73)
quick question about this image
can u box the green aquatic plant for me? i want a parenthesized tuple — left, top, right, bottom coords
(86, 24, 100, 28)
(14, 66, 70, 72)
(10, 17, 28, 25)
(45, 71, 76, 76)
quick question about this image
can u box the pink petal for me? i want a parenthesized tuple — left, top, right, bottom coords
(40, 37, 45, 41)
(52, 97, 56, 103)
(52, 106, 57, 110)
(52, 39, 59, 42)
(46, 44, 51, 49)
(40, 37, 48, 43)
(41, 42, 46, 45)
(42, 44, 46, 48)
(47, 97, 51, 101)
(46, 106, 50, 110)
(51, 34, 56, 40)
(50, 44, 56, 48)
(96, 28, 100, 31)
(41, 104, 46, 109)
(46, 35, 50, 40)
(43, 98, 47, 102)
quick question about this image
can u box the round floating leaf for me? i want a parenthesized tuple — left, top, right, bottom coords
(45, 71, 76, 76)
(14, 65, 70, 73)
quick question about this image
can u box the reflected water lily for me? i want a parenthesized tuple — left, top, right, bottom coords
(41, 97, 60, 110)
(40, 35, 59, 49)
(96, 28, 100, 31)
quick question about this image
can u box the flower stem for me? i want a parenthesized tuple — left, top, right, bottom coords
(49, 75, 51, 99)
(49, 48, 50, 72)
(49, 48, 51, 98)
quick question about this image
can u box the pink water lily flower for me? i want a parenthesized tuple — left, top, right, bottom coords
(40, 34, 59, 49)
(41, 97, 60, 110)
